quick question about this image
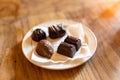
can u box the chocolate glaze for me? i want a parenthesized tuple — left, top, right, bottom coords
(64, 36, 81, 51)
(57, 42, 76, 58)
(36, 40, 53, 58)
(49, 24, 66, 39)
(31, 29, 46, 42)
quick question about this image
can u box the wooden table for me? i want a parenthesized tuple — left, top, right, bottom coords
(0, 0, 120, 80)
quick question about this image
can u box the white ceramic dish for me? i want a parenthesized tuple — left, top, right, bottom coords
(22, 20, 97, 70)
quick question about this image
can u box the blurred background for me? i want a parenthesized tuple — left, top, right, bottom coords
(0, 0, 120, 23)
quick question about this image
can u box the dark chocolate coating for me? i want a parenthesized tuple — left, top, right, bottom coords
(57, 42, 76, 58)
(48, 24, 66, 39)
(36, 40, 53, 59)
(64, 36, 81, 51)
(48, 25, 59, 38)
(59, 29, 66, 37)
(31, 29, 46, 42)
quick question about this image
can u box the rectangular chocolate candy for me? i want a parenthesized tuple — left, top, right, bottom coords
(57, 42, 76, 58)
(64, 36, 81, 51)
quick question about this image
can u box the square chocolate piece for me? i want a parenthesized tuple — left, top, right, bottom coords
(57, 42, 76, 58)
(64, 36, 81, 51)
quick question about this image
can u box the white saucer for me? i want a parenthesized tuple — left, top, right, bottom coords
(22, 20, 97, 70)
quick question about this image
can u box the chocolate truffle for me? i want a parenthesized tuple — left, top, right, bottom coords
(48, 24, 66, 39)
(64, 36, 81, 51)
(31, 29, 46, 42)
(36, 40, 53, 58)
(57, 42, 76, 58)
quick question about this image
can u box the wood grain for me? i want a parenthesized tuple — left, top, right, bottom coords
(0, 0, 120, 80)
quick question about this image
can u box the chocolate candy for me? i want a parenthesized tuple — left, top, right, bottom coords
(48, 24, 66, 39)
(57, 42, 76, 58)
(36, 40, 53, 59)
(64, 36, 81, 51)
(31, 29, 46, 42)
(57, 24, 66, 37)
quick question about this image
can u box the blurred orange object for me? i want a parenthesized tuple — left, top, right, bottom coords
(100, 2, 120, 18)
